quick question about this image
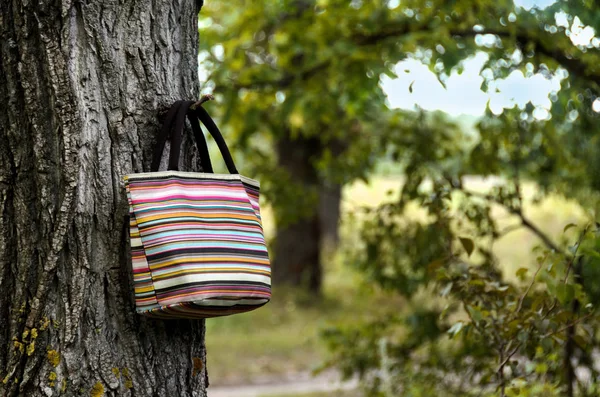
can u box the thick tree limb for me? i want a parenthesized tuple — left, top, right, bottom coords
(228, 22, 599, 92)
(449, 28, 600, 88)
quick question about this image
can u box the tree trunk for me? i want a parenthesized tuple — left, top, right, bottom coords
(319, 184, 342, 250)
(272, 134, 323, 293)
(271, 129, 347, 294)
(0, 1, 208, 396)
(318, 133, 348, 251)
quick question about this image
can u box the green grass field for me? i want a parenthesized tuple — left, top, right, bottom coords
(206, 176, 586, 391)
(259, 392, 360, 397)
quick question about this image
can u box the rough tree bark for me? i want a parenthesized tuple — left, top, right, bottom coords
(0, 1, 208, 396)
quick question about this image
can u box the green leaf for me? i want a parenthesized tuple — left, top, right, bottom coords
(447, 321, 464, 337)
(382, 68, 398, 79)
(573, 335, 587, 349)
(427, 258, 445, 273)
(440, 282, 453, 297)
(516, 267, 529, 280)
(466, 305, 484, 322)
(556, 284, 575, 305)
(459, 237, 475, 257)
(535, 362, 548, 374)
(581, 247, 600, 259)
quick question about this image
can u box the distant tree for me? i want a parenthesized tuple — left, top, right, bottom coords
(199, 0, 600, 395)
(0, 1, 209, 396)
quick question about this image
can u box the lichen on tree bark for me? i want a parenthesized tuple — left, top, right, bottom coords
(0, 1, 208, 396)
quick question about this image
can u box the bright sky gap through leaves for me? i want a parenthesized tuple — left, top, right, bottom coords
(199, 0, 600, 119)
(383, 0, 599, 117)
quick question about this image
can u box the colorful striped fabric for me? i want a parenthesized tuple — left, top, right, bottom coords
(124, 170, 271, 318)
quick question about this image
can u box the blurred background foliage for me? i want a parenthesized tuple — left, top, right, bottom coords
(198, 0, 600, 396)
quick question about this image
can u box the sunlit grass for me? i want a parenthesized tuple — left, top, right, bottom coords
(206, 278, 402, 385)
(205, 288, 328, 384)
(260, 391, 360, 397)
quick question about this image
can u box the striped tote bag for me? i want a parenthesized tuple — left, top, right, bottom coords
(124, 100, 271, 318)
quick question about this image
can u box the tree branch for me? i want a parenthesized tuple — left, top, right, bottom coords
(459, 28, 600, 88)
(563, 226, 588, 283)
(352, 22, 425, 45)
(220, 19, 600, 95)
(498, 223, 522, 237)
(454, 187, 565, 255)
(355, 24, 600, 87)
(514, 254, 547, 314)
(221, 61, 330, 91)
(497, 341, 522, 372)
(542, 312, 593, 339)
(520, 215, 564, 256)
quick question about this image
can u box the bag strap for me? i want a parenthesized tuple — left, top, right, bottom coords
(194, 106, 238, 175)
(167, 100, 195, 170)
(151, 100, 182, 172)
(151, 101, 238, 174)
(187, 110, 214, 173)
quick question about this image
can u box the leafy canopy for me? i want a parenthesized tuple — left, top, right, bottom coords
(200, 0, 600, 395)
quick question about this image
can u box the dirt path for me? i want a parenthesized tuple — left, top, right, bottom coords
(207, 371, 359, 397)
